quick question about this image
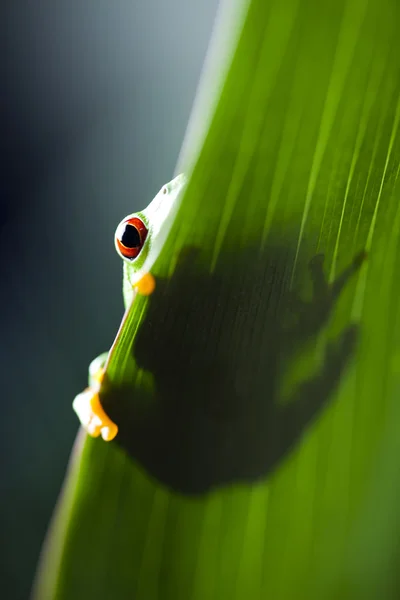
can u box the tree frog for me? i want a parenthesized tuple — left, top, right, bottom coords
(72, 173, 187, 441)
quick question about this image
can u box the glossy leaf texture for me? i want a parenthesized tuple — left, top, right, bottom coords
(34, 0, 400, 598)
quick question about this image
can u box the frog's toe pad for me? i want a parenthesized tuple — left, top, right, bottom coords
(73, 388, 118, 442)
(135, 272, 156, 296)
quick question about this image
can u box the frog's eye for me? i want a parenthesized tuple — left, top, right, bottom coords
(115, 216, 148, 260)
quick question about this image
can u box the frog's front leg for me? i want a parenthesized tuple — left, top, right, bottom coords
(72, 352, 118, 441)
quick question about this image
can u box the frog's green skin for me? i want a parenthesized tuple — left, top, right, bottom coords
(73, 173, 187, 440)
(116, 173, 187, 308)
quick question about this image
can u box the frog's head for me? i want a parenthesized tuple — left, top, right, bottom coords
(114, 173, 187, 287)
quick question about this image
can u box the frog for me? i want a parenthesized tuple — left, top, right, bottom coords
(73, 172, 366, 493)
(73, 173, 187, 441)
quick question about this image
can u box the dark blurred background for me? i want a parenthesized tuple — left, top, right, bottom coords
(1, 2, 218, 597)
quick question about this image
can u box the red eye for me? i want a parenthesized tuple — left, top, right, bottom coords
(115, 217, 148, 259)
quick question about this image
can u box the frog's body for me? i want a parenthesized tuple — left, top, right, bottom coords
(73, 174, 187, 441)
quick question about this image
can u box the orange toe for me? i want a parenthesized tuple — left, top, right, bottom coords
(135, 273, 156, 296)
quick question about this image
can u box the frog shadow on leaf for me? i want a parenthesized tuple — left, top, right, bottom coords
(104, 243, 365, 495)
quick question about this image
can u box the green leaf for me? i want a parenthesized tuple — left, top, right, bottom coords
(34, 0, 400, 598)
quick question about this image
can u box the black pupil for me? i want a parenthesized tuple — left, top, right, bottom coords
(121, 224, 141, 248)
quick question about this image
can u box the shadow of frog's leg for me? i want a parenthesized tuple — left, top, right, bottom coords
(310, 250, 366, 301)
(286, 251, 366, 340)
(330, 250, 367, 301)
(274, 325, 358, 453)
(308, 253, 328, 299)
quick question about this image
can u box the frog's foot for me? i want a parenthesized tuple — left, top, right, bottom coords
(135, 272, 156, 296)
(73, 366, 118, 441)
